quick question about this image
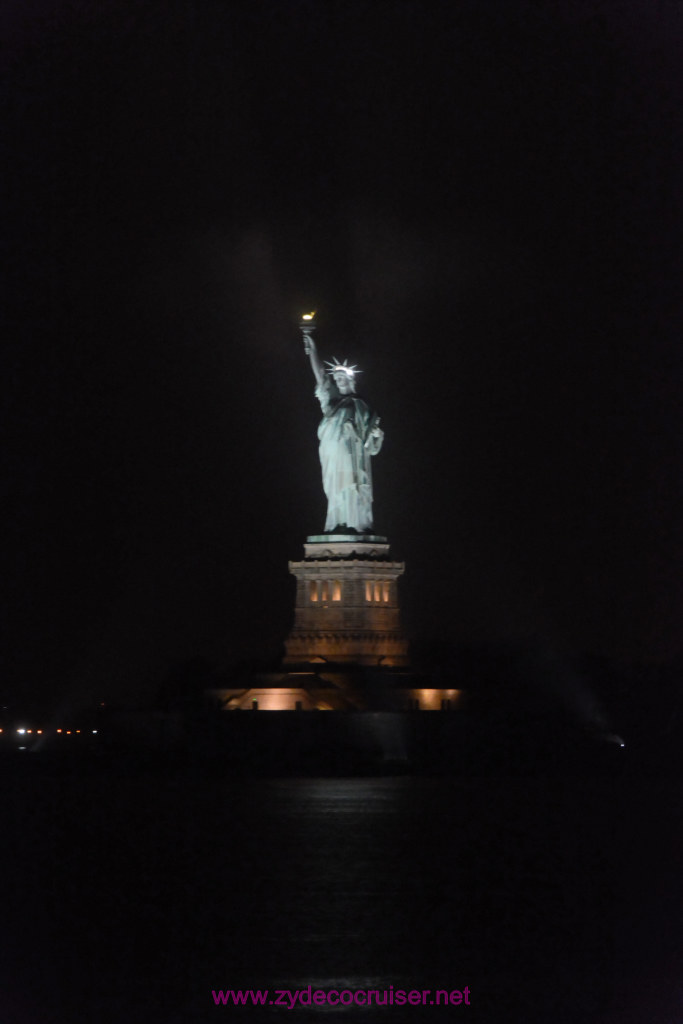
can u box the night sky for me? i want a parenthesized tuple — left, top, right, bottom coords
(3, 0, 682, 708)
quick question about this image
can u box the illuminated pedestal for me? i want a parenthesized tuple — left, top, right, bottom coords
(284, 535, 409, 667)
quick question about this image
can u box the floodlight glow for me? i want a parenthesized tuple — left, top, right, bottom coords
(302, 312, 315, 321)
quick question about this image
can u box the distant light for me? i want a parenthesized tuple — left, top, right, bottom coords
(37, 730, 42, 735)
(66, 731, 71, 735)
(92, 730, 98, 734)
(57, 729, 62, 734)
(18, 746, 26, 751)
(27, 729, 32, 734)
(76, 729, 81, 734)
(302, 311, 315, 321)
(17, 728, 25, 734)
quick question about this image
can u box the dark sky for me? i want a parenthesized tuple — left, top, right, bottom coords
(3, 0, 682, 707)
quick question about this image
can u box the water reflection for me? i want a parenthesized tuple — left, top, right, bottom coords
(1, 773, 617, 1022)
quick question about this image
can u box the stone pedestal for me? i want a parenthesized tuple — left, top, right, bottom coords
(284, 535, 409, 666)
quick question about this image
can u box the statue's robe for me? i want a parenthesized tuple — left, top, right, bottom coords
(315, 378, 382, 532)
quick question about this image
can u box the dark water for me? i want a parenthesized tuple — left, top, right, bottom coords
(0, 767, 680, 1023)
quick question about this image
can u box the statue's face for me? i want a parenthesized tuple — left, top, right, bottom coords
(333, 370, 354, 394)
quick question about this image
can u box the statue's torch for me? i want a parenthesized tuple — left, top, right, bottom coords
(299, 311, 316, 356)
(299, 311, 316, 336)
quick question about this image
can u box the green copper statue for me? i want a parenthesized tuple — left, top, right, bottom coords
(301, 316, 384, 533)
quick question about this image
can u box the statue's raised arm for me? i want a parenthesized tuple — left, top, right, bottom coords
(302, 328, 325, 388)
(299, 314, 383, 535)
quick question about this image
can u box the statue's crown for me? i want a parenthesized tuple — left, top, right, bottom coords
(325, 358, 361, 379)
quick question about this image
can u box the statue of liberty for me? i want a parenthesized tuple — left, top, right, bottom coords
(301, 315, 384, 533)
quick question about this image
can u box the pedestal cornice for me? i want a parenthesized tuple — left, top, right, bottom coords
(303, 535, 390, 560)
